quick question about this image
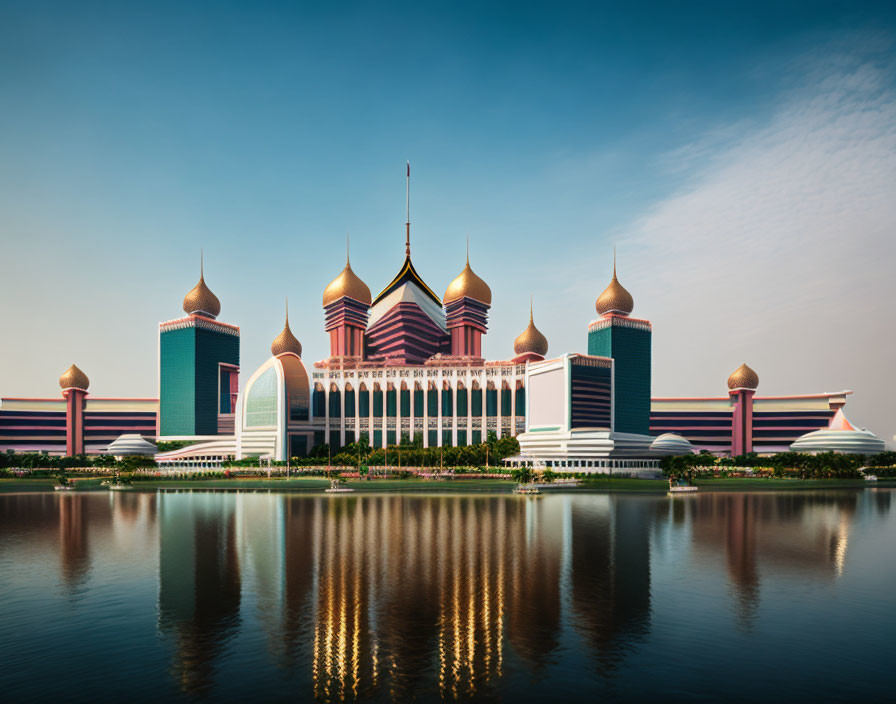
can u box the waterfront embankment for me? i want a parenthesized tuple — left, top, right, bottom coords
(2, 477, 894, 494)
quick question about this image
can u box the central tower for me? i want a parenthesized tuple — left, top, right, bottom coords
(364, 163, 450, 364)
(587, 254, 651, 435)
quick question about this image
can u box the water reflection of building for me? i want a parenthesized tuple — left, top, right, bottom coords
(305, 496, 567, 701)
(158, 494, 241, 695)
(570, 496, 653, 666)
(58, 495, 91, 588)
(685, 493, 859, 624)
(282, 496, 318, 665)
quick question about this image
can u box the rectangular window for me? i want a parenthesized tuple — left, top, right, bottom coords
(456, 389, 468, 417)
(400, 390, 411, 416)
(471, 389, 483, 416)
(373, 391, 383, 418)
(414, 390, 424, 416)
(427, 390, 438, 416)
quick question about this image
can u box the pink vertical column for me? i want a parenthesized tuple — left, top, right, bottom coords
(729, 389, 755, 456)
(743, 390, 754, 454)
(64, 389, 86, 456)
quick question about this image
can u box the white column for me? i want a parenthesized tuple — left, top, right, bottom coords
(480, 381, 487, 446)
(339, 384, 346, 448)
(409, 381, 415, 446)
(496, 378, 503, 439)
(437, 375, 444, 447)
(451, 380, 458, 447)
(423, 382, 430, 448)
(354, 383, 360, 447)
(466, 373, 473, 447)
(395, 380, 402, 446)
(382, 384, 388, 449)
(324, 381, 331, 446)
(368, 384, 374, 449)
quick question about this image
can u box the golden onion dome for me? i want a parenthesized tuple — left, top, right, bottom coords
(595, 256, 634, 317)
(727, 363, 759, 390)
(271, 303, 302, 358)
(183, 257, 221, 318)
(59, 364, 90, 391)
(513, 304, 548, 357)
(322, 257, 372, 307)
(443, 254, 492, 306)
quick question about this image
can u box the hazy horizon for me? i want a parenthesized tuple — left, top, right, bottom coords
(1, 1, 894, 443)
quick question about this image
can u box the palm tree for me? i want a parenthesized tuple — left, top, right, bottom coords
(510, 466, 532, 485)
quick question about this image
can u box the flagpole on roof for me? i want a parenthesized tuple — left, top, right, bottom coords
(405, 161, 411, 257)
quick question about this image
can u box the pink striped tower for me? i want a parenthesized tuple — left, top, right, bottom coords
(442, 245, 492, 358)
(59, 364, 90, 456)
(728, 363, 759, 456)
(322, 239, 372, 359)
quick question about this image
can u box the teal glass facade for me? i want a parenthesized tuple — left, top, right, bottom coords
(159, 323, 240, 436)
(588, 321, 651, 435)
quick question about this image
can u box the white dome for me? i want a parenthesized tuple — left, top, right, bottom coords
(790, 428, 885, 455)
(106, 434, 158, 456)
(650, 433, 694, 456)
(790, 409, 885, 455)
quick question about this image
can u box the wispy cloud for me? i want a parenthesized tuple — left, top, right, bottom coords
(625, 39, 896, 439)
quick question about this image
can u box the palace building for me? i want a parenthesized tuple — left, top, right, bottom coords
(1, 166, 886, 463)
(309, 237, 533, 453)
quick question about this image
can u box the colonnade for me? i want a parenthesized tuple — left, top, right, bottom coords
(311, 363, 527, 449)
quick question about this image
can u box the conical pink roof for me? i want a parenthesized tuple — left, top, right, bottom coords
(828, 408, 856, 431)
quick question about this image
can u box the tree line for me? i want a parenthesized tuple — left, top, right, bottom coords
(224, 432, 521, 469)
(661, 450, 896, 480)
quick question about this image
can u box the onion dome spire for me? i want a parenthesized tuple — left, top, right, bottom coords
(271, 299, 303, 357)
(727, 363, 759, 390)
(443, 237, 492, 305)
(59, 364, 90, 391)
(183, 251, 221, 318)
(595, 247, 634, 317)
(323, 234, 372, 307)
(513, 299, 549, 357)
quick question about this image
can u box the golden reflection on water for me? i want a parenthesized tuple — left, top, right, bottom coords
(308, 498, 516, 700)
(0, 489, 884, 700)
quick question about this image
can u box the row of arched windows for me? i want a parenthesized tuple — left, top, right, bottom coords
(313, 387, 526, 419)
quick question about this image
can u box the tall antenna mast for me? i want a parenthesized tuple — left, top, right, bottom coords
(405, 161, 411, 257)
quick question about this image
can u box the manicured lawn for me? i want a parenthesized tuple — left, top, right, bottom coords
(0, 477, 110, 492)
(136, 478, 514, 493)
(693, 477, 896, 491)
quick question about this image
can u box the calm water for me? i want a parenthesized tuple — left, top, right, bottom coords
(1, 489, 894, 702)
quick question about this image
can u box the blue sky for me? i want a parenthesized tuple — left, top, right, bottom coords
(2, 1, 895, 438)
